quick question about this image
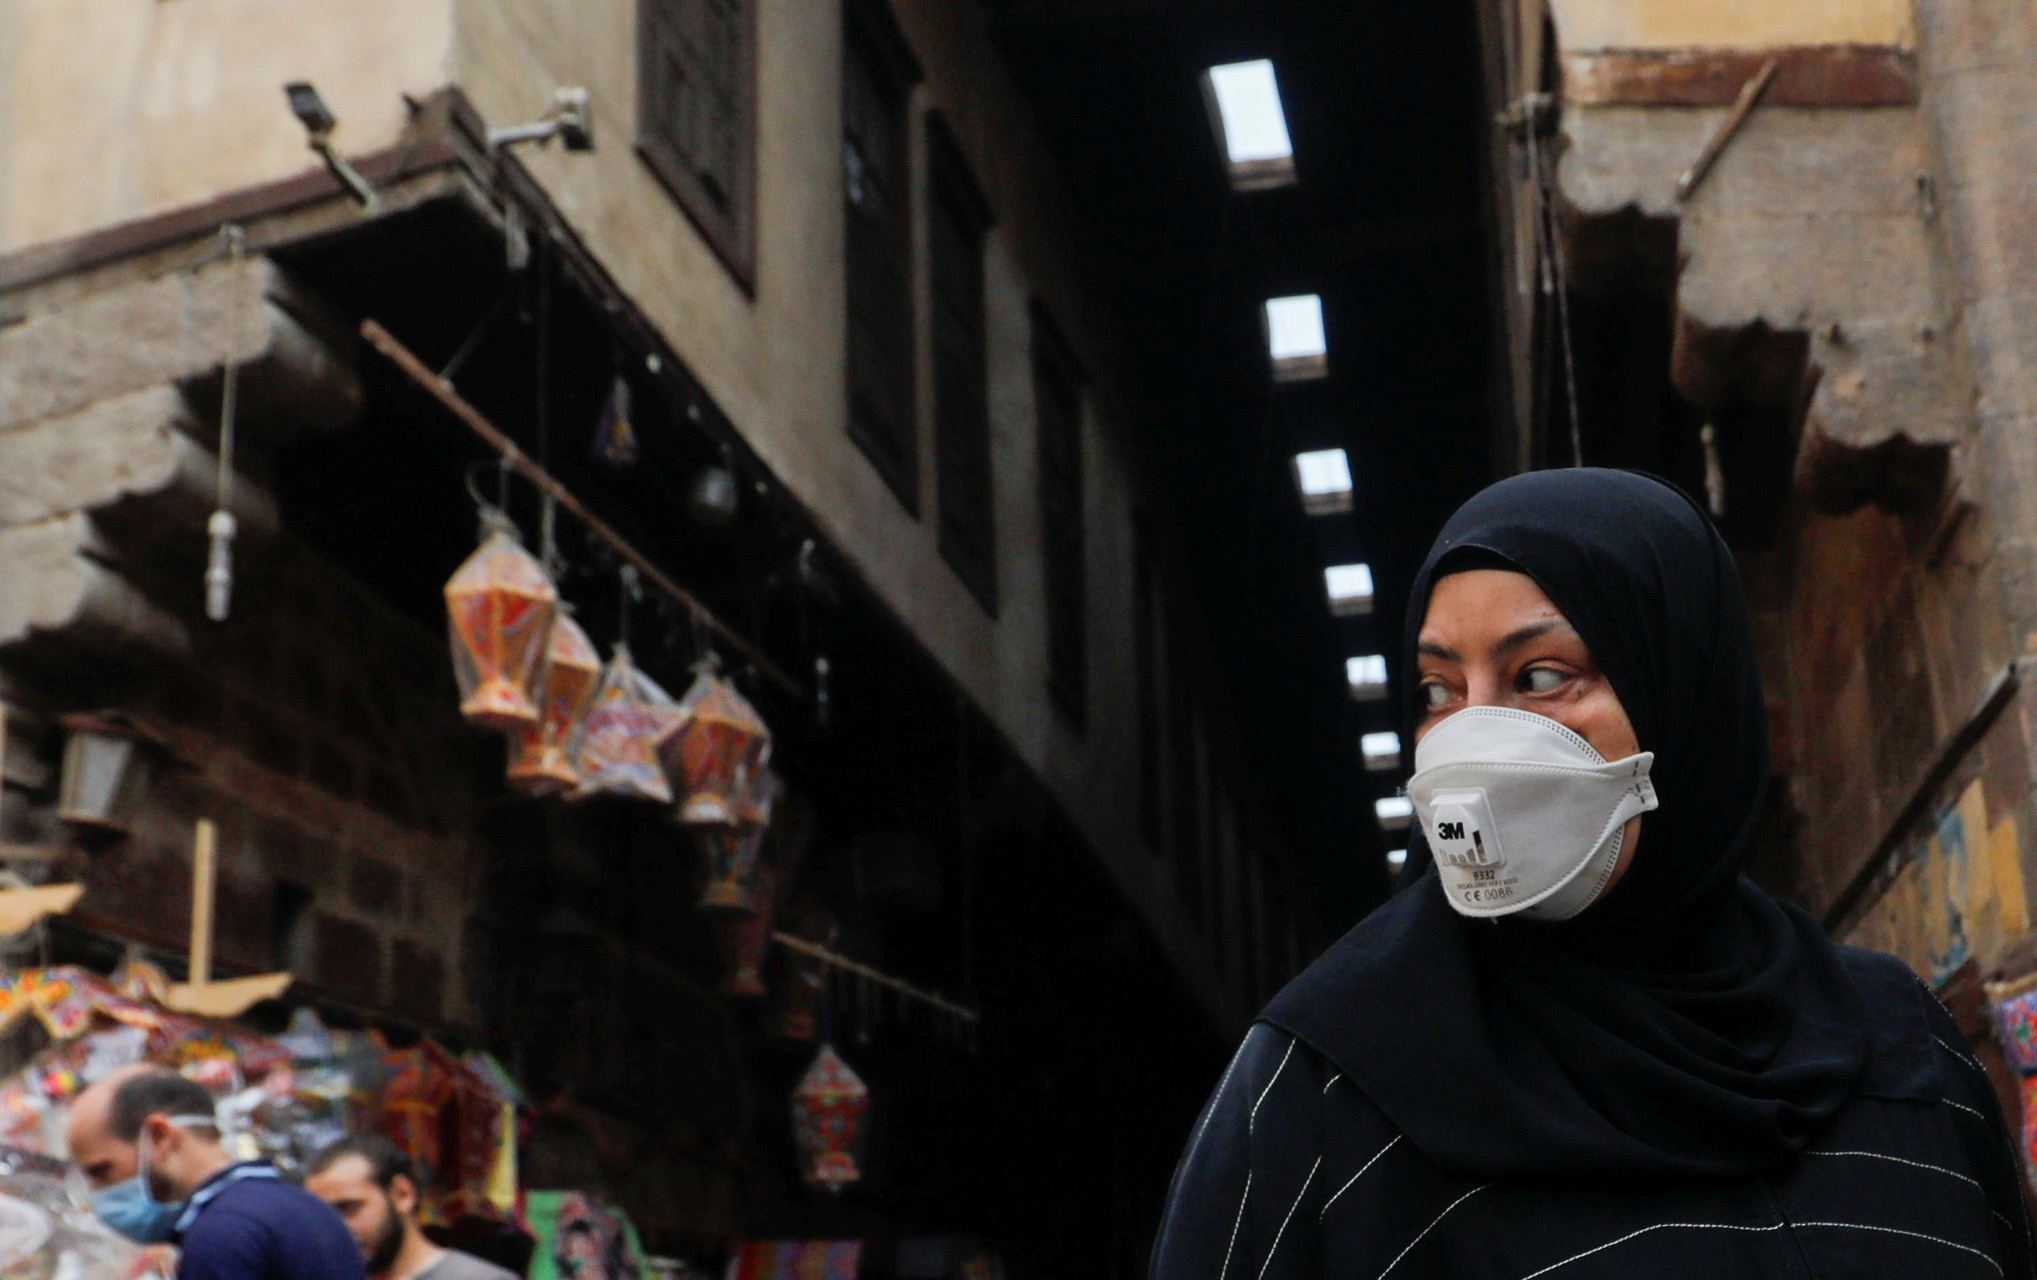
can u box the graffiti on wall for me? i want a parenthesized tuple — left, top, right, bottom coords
(1844, 777, 2030, 982)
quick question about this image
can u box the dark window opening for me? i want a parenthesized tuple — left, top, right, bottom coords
(272, 880, 315, 975)
(844, 0, 922, 510)
(927, 112, 997, 613)
(638, 0, 757, 285)
(1032, 301, 1087, 726)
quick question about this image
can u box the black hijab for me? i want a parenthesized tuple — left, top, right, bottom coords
(1262, 469, 1878, 1180)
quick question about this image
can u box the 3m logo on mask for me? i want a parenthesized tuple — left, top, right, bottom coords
(1427, 791, 1502, 868)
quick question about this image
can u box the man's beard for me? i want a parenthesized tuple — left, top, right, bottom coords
(366, 1194, 405, 1277)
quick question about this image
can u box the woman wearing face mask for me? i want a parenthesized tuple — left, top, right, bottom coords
(1150, 469, 2034, 1279)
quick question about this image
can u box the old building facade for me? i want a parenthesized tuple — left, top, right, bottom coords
(1475, 0, 2037, 988)
(0, 0, 1322, 1268)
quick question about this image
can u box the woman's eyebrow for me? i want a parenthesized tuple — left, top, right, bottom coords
(1492, 618, 1566, 658)
(1416, 640, 1458, 660)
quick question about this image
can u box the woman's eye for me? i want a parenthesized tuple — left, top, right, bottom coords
(1421, 681, 1452, 709)
(1521, 667, 1567, 695)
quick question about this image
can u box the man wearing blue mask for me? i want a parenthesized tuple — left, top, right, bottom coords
(69, 1068, 365, 1280)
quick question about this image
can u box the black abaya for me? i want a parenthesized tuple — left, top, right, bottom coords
(1151, 471, 2036, 1277)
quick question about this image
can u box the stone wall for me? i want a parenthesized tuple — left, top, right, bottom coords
(0, 252, 485, 1029)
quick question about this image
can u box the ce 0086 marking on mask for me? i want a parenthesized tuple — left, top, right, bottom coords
(1409, 706, 1657, 921)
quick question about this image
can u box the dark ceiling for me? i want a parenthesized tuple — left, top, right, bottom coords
(992, 0, 1503, 928)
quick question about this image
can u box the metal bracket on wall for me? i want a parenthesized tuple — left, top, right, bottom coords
(1823, 657, 2035, 934)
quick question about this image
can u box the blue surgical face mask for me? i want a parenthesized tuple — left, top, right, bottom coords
(90, 1112, 212, 1243)
(91, 1176, 180, 1244)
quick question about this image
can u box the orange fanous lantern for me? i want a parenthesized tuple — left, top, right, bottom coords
(792, 1044, 868, 1192)
(445, 515, 558, 732)
(696, 768, 780, 913)
(569, 647, 686, 803)
(507, 612, 603, 796)
(664, 664, 772, 825)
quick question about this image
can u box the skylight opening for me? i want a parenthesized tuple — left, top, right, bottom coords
(1291, 449, 1353, 515)
(1360, 731, 1402, 772)
(1324, 563, 1374, 617)
(1346, 654, 1389, 702)
(1374, 795, 1414, 832)
(1264, 294, 1328, 381)
(1202, 59, 1296, 190)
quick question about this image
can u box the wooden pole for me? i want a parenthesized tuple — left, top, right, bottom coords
(189, 819, 216, 988)
(359, 318, 801, 697)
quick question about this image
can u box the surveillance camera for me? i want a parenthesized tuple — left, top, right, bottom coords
(553, 87, 594, 153)
(284, 82, 336, 139)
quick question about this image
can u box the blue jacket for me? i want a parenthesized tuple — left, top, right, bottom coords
(172, 1163, 367, 1280)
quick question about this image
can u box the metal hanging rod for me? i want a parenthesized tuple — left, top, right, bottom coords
(770, 931, 981, 1024)
(360, 318, 801, 696)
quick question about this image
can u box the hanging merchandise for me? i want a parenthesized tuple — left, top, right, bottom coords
(696, 768, 780, 914)
(663, 663, 772, 825)
(592, 372, 638, 468)
(694, 825, 767, 915)
(791, 1044, 868, 1193)
(445, 512, 559, 732)
(569, 647, 686, 803)
(713, 863, 778, 996)
(508, 611, 604, 796)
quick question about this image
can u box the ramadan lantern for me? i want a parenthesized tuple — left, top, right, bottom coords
(695, 824, 766, 914)
(569, 647, 686, 803)
(445, 517, 558, 732)
(712, 863, 777, 996)
(507, 611, 603, 795)
(791, 1044, 868, 1192)
(663, 664, 772, 824)
(696, 768, 781, 912)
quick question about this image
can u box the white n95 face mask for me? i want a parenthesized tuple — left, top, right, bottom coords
(1407, 705, 1658, 920)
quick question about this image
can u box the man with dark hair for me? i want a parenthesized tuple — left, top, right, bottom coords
(305, 1136, 518, 1280)
(68, 1068, 364, 1280)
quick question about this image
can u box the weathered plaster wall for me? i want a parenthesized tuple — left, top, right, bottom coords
(0, 0, 452, 252)
(1514, 0, 2037, 958)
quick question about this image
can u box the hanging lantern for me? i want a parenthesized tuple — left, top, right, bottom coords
(662, 664, 772, 825)
(712, 863, 777, 996)
(568, 647, 685, 803)
(507, 612, 603, 796)
(695, 824, 767, 915)
(791, 1044, 868, 1193)
(445, 516, 558, 732)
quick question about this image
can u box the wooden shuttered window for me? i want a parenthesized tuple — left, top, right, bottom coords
(1031, 302, 1086, 727)
(926, 113, 997, 614)
(637, 0, 757, 284)
(843, 0, 921, 510)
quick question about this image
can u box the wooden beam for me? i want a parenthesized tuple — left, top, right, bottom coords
(1566, 44, 1917, 108)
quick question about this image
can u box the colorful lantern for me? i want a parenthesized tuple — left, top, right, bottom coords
(791, 1044, 868, 1192)
(695, 824, 766, 915)
(569, 648, 686, 803)
(507, 612, 603, 796)
(662, 665, 772, 824)
(712, 863, 777, 996)
(445, 518, 558, 732)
